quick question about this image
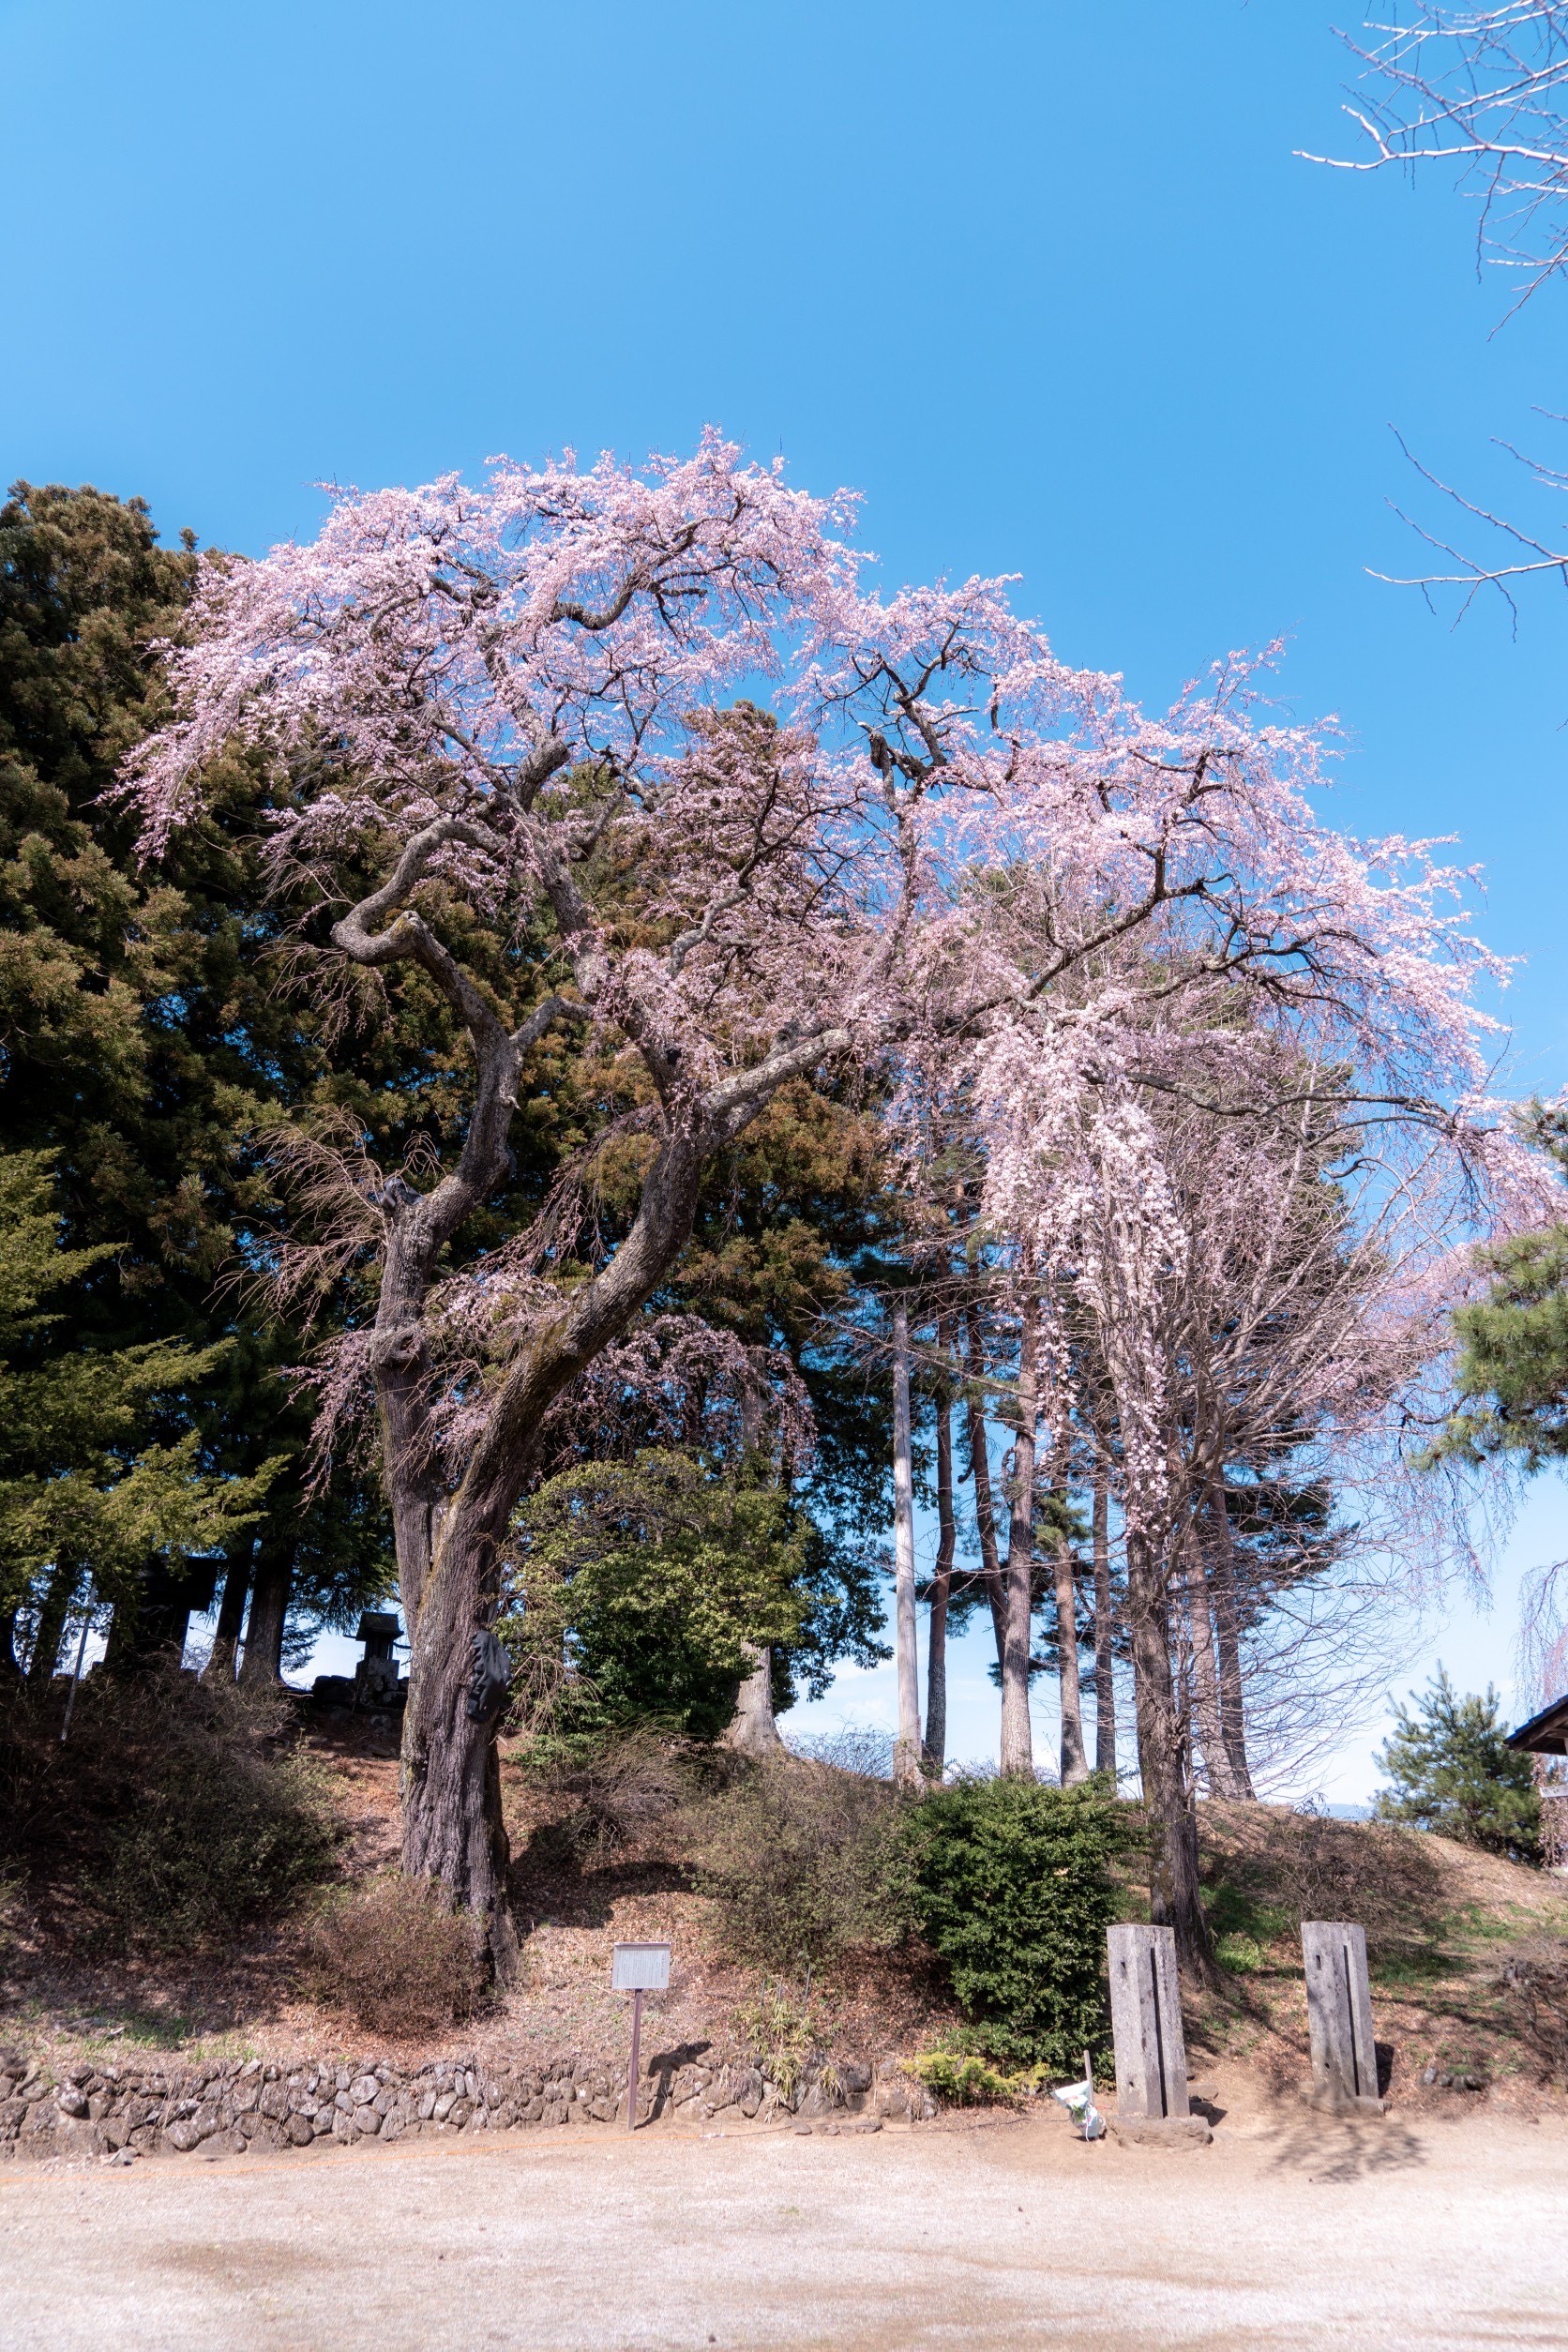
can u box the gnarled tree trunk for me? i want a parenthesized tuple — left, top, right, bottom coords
(393, 1129, 712, 1975)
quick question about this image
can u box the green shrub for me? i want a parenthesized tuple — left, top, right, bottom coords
(733, 1980, 822, 2099)
(687, 1754, 911, 1970)
(306, 1875, 483, 2035)
(902, 1776, 1132, 2071)
(98, 1683, 339, 1952)
(908, 2046, 1047, 2105)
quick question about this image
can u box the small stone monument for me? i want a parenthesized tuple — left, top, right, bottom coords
(1106, 1924, 1211, 2147)
(1302, 1921, 1384, 2113)
(353, 1612, 403, 1710)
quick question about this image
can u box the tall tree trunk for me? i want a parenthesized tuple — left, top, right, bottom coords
(891, 1303, 923, 1790)
(1052, 1514, 1089, 1786)
(203, 1542, 252, 1684)
(924, 1374, 956, 1777)
(1126, 1525, 1215, 1981)
(399, 1513, 518, 1980)
(0, 1606, 20, 1680)
(1092, 1472, 1118, 1780)
(962, 1305, 1007, 1666)
(1205, 1474, 1255, 1799)
(1183, 1521, 1237, 1799)
(394, 1131, 711, 1980)
(726, 1645, 784, 1756)
(26, 1560, 78, 1686)
(238, 1540, 292, 1686)
(999, 1289, 1038, 1779)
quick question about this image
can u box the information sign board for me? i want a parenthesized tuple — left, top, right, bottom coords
(611, 1940, 671, 1992)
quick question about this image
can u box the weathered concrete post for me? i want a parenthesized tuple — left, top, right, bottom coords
(1302, 1921, 1383, 2113)
(1105, 1924, 1211, 2146)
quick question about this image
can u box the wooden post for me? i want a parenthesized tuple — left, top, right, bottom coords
(1105, 1924, 1211, 2146)
(626, 1984, 643, 2133)
(1302, 1922, 1383, 2113)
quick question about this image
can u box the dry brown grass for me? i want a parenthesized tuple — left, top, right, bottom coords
(1200, 1802, 1448, 1968)
(1498, 1937, 1568, 2085)
(304, 1875, 484, 2036)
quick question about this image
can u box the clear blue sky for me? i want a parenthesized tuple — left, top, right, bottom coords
(7, 0, 1566, 1789)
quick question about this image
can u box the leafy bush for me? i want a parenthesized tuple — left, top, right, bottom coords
(908, 2045, 1047, 2105)
(0, 1666, 339, 1952)
(1374, 1667, 1540, 1862)
(902, 1776, 1132, 2071)
(306, 1875, 483, 2035)
(687, 1753, 910, 1969)
(733, 1980, 822, 2099)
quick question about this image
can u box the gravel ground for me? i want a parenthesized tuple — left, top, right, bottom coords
(2, 2104, 1564, 2350)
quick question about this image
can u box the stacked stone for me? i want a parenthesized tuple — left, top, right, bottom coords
(0, 2042, 930, 2162)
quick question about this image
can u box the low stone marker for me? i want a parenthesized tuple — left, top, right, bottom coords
(1105, 1924, 1211, 2147)
(1302, 1921, 1384, 2113)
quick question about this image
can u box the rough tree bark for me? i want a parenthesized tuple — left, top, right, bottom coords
(1092, 1472, 1118, 1780)
(962, 1304, 1008, 1666)
(725, 1646, 785, 1757)
(238, 1540, 293, 1686)
(1205, 1474, 1255, 1799)
(891, 1302, 923, 1790)
(998, 1288, 1039, 1779)
(1126, 1526, 1215, 1981)
(924, 1371, 956, 1777)
(202, 1541, 252, 1684)
(1183, 1521, 1238, 1800)
(1050, 1437, 1089, 1786)
(24, 1560, 76, 1686)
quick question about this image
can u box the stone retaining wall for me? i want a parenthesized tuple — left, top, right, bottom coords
(0, 2044, 932, 2164)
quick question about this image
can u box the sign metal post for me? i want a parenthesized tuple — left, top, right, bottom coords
(611, 1941, 671, 2133)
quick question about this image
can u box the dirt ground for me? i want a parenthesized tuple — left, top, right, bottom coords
(4, 2096, 1565, 2352)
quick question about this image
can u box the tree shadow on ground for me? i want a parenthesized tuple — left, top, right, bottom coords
(507, 1839, 690, 1937)
(1265, 2112, 1428, 2181)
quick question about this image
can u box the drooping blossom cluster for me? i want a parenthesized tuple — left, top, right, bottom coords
(124, 434, 1541, 1664)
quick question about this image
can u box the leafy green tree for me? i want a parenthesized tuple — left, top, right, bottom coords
(0, 1150, 271, 1674)
(1374, 1666, 1540, 1862)
(501, 1451, 819, 1741)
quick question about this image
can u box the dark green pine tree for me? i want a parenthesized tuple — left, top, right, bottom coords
(0, 480, 394, 1677)
(1374, 1666, 1540, 1862)
(1430, 1108, 1568, 1471)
